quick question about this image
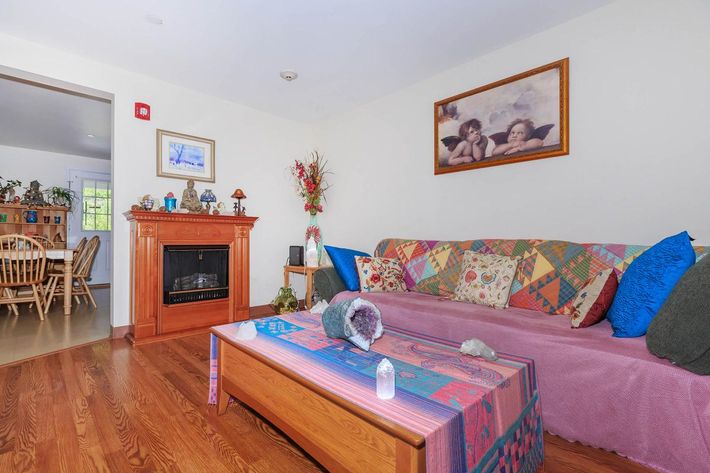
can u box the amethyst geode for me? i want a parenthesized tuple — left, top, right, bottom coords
(321, 297, 383, 351)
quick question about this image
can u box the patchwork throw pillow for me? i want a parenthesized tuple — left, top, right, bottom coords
(570, 269, 618, 328)
(324, 245, 370, 291)
(355, 256, 407, 293)
(453, 251, 520, 309)
(607, 231, 696, 338)
(395, 240, 453, 291)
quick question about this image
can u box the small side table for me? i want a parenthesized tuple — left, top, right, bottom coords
(283, 265, 330, 309)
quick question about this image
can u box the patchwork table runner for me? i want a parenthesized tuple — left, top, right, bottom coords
(209, 311, 543, 473)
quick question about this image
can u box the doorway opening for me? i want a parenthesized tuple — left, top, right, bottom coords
(0, 69, 113, 366)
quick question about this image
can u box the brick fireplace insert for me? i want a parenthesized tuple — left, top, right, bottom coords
(124, 210, 258, 344)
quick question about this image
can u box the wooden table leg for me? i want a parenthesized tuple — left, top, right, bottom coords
(305, 270, 313, 310)
(63, 253, 73, 316)
(216, 339, 229, 415)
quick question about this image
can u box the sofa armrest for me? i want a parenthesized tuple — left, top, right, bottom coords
(313, 267, 347, 302)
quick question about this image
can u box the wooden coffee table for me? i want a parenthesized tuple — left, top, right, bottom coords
(213, 331, 425, 473)
(211, 312, 543, 473)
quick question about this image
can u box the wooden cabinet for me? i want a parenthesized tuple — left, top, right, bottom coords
(0, 204, 69, 247)
(124, 210, 258, 344)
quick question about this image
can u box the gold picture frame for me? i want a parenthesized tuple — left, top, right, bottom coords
(156, 129, 215, 182)
(434, 58, 569, 175)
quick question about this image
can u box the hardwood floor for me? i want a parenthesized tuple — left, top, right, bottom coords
(0, 334, 656, 473)
(0, 288, 110, 366)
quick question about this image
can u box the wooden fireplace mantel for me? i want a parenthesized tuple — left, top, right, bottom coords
(124, 210, 258, 344)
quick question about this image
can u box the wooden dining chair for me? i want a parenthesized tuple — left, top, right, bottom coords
(32, 235, 55, 248)
(0, 235, 47, 320)
(44, 235, 100, 313)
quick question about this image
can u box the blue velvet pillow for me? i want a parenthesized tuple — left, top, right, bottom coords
(324, 245, 370, 291)
(607, 231, 696, 338)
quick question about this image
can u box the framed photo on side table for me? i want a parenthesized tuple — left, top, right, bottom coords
(435, 58, 569, 175)
(157, 129, 215, 182)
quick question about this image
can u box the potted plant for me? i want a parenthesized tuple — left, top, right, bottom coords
(0, 177, 22, 203)
(44, 186, 78, 211)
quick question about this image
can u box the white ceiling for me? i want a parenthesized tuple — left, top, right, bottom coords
(0, 77, 111, 159)
(0, 0, 609, 122)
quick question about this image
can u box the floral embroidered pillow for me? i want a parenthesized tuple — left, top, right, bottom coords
(355, 256, 407, 293)
(453, 251, 520, 308)
(570, 269, 618, 328)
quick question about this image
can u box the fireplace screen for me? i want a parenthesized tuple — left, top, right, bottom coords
(163, 245, 229, 304)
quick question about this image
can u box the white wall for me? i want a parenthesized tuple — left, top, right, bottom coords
(0, 33, 314, 327)
(0, 144, 110, 189)
(316, 0, 710, 254)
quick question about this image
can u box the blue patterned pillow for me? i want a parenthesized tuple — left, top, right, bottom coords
(325, 245, 370, 291)
(607, 231, 696, 337)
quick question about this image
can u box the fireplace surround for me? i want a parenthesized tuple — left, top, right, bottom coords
(125, 210, 258, 344)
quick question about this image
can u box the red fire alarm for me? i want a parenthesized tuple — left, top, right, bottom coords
(134, 102, 151, 120)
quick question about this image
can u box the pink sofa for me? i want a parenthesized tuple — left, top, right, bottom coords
(327, 238, 710, 473)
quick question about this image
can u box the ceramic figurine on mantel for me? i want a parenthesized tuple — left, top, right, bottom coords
(180, 179, 203, 213)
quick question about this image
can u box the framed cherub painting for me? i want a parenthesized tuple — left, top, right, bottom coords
(434, 58, 569, 175)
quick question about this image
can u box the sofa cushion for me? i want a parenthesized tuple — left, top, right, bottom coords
(395, 240, 452, 290)
(376, 238, 707, 315)
(570, 269, 618, 328)
(325, 245, 370, 291)
(453, 251, 520, 308)
(355, 256, 406, 293)
(607, 231, 696, 338)
(646, 254, 710, 374)
(312, 267, 347, 302)
(379, 238, 605, 315)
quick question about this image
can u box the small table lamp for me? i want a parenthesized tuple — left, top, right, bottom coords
(231, 188, 247, 216)
(200, 189, 217, 213)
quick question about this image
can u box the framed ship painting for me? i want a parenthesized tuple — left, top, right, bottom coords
(434, 58, 569, 175)
(157, 129, 216, 182)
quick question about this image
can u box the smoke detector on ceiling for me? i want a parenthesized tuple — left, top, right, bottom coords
(145, 14, 164, 25)
(280, 70, 298, 82)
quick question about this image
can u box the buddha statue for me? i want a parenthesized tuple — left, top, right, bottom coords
(21, 180, 46, 206)
(180, 179, 203, 213)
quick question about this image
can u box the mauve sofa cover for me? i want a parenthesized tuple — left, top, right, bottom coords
(331, 291, 710, 473)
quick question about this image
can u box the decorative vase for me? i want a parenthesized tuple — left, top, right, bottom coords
(23, 210, 38, 223)
(164, 197, 177, 212)
(142, 199, 154, 211)
(305, 214, 323, 266)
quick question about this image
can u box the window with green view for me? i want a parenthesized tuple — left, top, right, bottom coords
(82, 179, 112, 231)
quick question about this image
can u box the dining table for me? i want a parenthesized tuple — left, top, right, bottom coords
(1, 246, 74, 315)
(46, 248, 74, 315)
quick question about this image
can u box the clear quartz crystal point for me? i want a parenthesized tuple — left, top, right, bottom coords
(376, 358, 395, 400)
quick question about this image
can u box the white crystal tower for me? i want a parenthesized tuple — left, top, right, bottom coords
(376, 358, 395, 400)
(305, 237, 318, 267)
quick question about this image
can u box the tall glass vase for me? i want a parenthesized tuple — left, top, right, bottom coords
(305, 213, 323, 266)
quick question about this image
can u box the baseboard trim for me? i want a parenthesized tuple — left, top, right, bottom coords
(110, 325, 130, 339)
(117, 301, 304, 341)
